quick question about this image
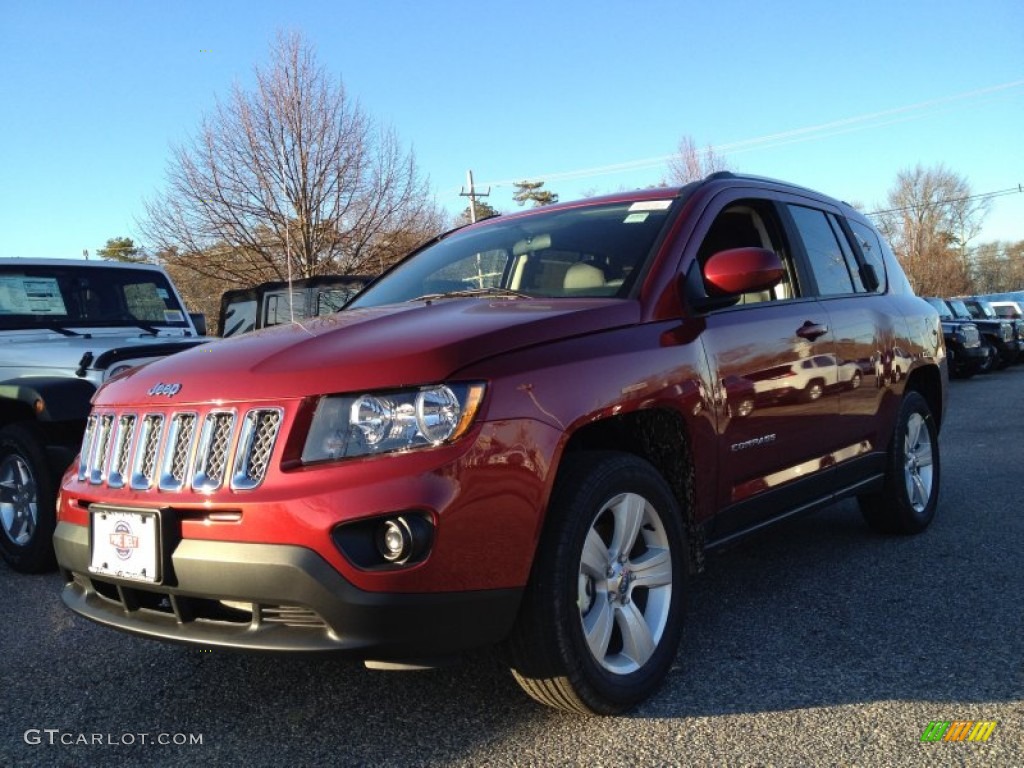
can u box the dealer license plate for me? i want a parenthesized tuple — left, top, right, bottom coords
(89, 506, 161, 584)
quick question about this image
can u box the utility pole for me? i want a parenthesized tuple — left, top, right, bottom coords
(459, 170, 490, 223)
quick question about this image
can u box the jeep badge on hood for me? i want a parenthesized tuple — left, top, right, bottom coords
(147, 382, 182, 397)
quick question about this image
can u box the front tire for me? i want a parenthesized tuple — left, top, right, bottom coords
(859, 392, 940, 535)
(803, 380, 825, 402)
(0, 423, 58, 573)
(507, 452, 687, 714)
(977, 342, 997, 374)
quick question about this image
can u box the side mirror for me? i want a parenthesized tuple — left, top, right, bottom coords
(684, 247, 785, 312)
(189, 312, 208, 336)
(703, 247, 785, 296)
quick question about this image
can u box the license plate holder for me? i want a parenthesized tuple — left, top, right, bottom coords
(89, 505, 162, 584)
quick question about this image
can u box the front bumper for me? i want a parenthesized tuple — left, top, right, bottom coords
(960, 345, 989, 360)
(951, 344, 991, 375)
(55, 521, 522, 659)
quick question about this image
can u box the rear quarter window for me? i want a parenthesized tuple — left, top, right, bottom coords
(847, 219, 889, 294)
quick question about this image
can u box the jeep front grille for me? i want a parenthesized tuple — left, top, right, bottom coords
(160, 413, 197, 491)
(132, 414, 165, 490)
(108, 414, 137, 488)
(961, 324, 980, 348)
(192, 412, 235, 492)
(231, 409, 282, 490)
(79, 406, 283, 493)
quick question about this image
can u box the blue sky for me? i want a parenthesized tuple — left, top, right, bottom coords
(1, 0, 1021, 260)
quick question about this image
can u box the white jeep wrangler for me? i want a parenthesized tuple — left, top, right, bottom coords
(0, 258, 208, 572)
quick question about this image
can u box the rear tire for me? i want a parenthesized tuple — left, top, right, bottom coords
(507, 452, 687, 714)
(859, 392, 939, 535)
(0, 423, 58, 573)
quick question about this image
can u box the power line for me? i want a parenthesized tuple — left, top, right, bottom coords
(865, 185, 1023, 217)
(459, 78, 1024, 192)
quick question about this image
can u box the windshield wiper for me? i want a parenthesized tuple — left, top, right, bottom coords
(409, 287, 532, 302)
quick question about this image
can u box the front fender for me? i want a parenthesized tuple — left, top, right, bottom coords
(0, 377, 98, 422)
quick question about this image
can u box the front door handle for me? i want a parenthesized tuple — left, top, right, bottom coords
(796, 321, 829, 341)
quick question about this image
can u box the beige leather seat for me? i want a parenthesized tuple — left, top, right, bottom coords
(563, 262, 605, 292)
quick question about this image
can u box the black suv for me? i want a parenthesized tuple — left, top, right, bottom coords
(945, 298, 1016, 370)
(962, 296, 1024, 364)
(923, 298, 988, 378)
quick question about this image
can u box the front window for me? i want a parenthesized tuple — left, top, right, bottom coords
(349, 199, 677, 308)
(969, 301, 997, 319)
(947, 300, 972, 319)
(0, 264, 190, 329)
(924, 297, 953, 320)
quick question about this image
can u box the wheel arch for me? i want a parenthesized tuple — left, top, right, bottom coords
(904, 364, 944, 429)
(0, 377, 97, 423)
(558, 408, 704, 574)
(0, 378, 93, 472)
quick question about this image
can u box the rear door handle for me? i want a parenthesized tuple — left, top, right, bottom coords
(796, 321, 829, 341)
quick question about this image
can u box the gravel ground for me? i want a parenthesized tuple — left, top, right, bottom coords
(2, 367, 1021, 767)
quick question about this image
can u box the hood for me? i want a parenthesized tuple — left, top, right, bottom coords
(98, 298, 641, 405)
(0, 328, 202, 378)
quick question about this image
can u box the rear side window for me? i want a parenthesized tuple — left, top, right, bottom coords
(847, 220, 888, 294)
(787, 205, 858, 296)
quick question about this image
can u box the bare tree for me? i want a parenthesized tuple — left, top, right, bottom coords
(873, 164, 990, 296)
(666, 136, 731, 184)
(971, 240, 1024, 294)
(141, 31, 443, 287)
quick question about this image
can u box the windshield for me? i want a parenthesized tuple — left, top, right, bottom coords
(992, 303, 1021, 319)
(924, 297, 953, 319)
(349, 199, 677, 308)
(970, 300, 996, 319)
(947, 299, 971, 319)
(0, 264, 190, 330)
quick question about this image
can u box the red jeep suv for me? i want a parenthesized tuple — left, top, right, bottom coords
(54, 173, 946, 714)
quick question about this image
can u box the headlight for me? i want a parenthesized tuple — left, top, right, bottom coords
(301, 383, 486, 463)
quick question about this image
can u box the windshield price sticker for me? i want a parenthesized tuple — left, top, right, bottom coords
(627, 200, 673, 212)
(0, 277, 68, 315)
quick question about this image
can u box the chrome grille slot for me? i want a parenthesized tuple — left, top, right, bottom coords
(192, 411, 236, 492)
(131, 414, 165, 490)
(88, 414, 115, 485)
(107, 414, 137, 489)
(160, 413, 198, 491)
(232, 408, 283, 490)
(78, 415, 98, 480)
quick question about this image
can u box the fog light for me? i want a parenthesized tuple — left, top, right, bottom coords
(379, 519, 408, 562)
(373, 515, 433, 566)
(334, 513, 434, 569)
